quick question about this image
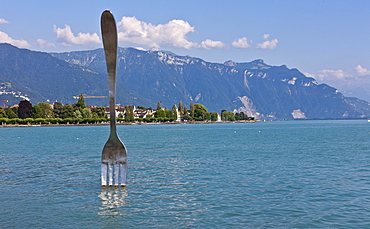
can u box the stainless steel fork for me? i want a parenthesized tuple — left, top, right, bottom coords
(100, 10, 128, 188)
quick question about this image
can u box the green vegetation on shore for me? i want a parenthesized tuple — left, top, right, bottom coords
(0, 95, 255, 125)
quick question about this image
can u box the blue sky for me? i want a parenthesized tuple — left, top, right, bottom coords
(1, 0, 370, 101)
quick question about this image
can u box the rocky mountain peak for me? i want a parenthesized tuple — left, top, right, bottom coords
(224, 60, 236, 67)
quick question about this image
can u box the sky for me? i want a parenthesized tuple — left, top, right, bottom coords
(1, 0, 370, 101)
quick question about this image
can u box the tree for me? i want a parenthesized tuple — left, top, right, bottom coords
(31, 105, 42, 118)
(0, 107, 7, 118)
(221, 110, 235, 121)
(235, 112, 241, 121)
(91, 106, 106, 118)
(124, 105, 134, 122)
(235, 112, 248, 120)
(190, 103, 195, 120)
(240, 112, 248, 120)
(171, 104, 178, 120)
(221, 111, 227, 121)
(38, 102, 53, 118)
(178, 101, 183, 116)
(194, 103, 210, 121)
(210, 112, 219, 121)
(154, 108, 166, 118)
(73, 109, 83, 118)
(182, 104, 188, 113)
(73, 94, 86, 110)
(81, 108, 92, 118)
(165, 109, 172, 119)
(5, 108, 17, 118)
(157, 101, 162, 110)
(182, 104, 190, 121)
(18, 100, 32, 119)
(11, 106, 18, 116)
(53, 101, 63, 118)
(61, 104, 74, 119)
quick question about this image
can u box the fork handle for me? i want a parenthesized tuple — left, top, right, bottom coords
(101, 10, 118, 135)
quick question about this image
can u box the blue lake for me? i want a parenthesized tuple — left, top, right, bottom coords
(1, 120, 370, 228)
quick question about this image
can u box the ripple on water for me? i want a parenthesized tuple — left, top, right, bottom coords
(1, 121, 370, 228)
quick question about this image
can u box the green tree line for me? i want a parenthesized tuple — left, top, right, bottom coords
(0, 94, 108, 124)
(153, 101, 254, 122)
(0, 95, 255, 125)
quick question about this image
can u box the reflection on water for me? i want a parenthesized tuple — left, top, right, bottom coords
(98, 188, 128, 216)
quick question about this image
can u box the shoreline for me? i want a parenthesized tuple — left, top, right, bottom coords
(0, 120, 259, 128)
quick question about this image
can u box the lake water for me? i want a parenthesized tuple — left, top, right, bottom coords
(1, 120, 370, 228)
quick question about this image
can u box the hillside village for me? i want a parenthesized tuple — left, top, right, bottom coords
(0, 83, 30, 105)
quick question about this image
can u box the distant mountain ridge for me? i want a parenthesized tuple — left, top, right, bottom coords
(0, 43, 370, 119)
(0, 43, 151, 107)
(52, 47, 370, 119)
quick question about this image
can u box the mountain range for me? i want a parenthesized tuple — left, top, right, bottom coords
(0, 43, 369, 120)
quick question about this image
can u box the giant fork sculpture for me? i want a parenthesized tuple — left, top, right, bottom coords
(100, 10, 128, 188)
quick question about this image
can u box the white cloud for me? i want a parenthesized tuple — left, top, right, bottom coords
(312, 65, 370, 82)
(306, 67, 370, 102)
(199, 39, 225, 49)
(117, 16, 197, 49)
(311, 68, 367, 82)
(0, 31, 30, 48)
(355, 65, 370, 76)
(257, 39, 278, 49)
(37, 39, 55, 48)
(316, 69, 348, 81)
(53, 25, 100, 46)
(0, 18, 9, 24)
(232, 37, 251, 48)
(257, 34, 278, 49)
